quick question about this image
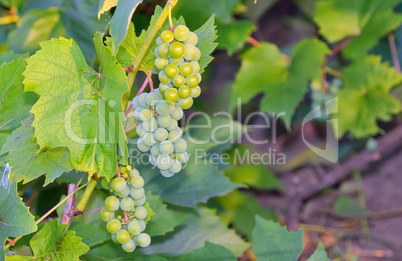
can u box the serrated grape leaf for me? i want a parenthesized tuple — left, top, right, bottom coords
(28, 219, 89, 260)
(333, 56, 402, 138)
(0, 51, 28, 65)
(1, 117, 73, 186)
(0, 165, 36, 261)
(69, 223, 110, 248)
(109, 0, 143, 55)
(23, 33, 128, 179)
(98, 0, 118, 19)
(142, 207, 250, 257)
(307, 243, 330, 261)
(143, 201, 155, 223)
(218, 20, 255, 55)
(252, 216, 303, 261)
(230, 39, 330, 129)
(145, 192, 187, 237)
(314, 0, 402, 58)
(194, 15, 218, 74)
(177, 242, 237, 261)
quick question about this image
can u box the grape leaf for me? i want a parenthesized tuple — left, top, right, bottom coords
(333, 56, 402, 138)
(252, 216, 303, 261)
(314, 0, 402, 58)
(98, 0, 118, 19)
(194, 15, 218, 73)
(0, 51, 28, 65)
(142, 207, 250, 257)
(307, 243, 330, 261)
(0, 165, 36, 261)
(177, 242, 237, 261)
(218, 20, 255, 55)
(145, 192, 187, 237)
(109, 0, 143, 55)
(23, 33, 128, 179)
(230, 39, 330, 129)
(69, 223, 110, 248)
(1, 117, 73, 186)
(28, 219, 89, 260)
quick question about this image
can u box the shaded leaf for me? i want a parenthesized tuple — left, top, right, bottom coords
(177, 242, 237, 261)
(307, 243, 330, 261)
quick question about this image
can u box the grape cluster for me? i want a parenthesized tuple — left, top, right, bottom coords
(100, 165, 151, 253)
(132, 91, 189, 177)
(154, 25, 202, 108)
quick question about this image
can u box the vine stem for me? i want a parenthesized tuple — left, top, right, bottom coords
(83, 207, 104, 215)
(75, 177, 98, 213)
(388, 33, 401, 73)
(247, 36, 261, 48)
(122, 0, 179, 109)
(326, 37, 352, 61)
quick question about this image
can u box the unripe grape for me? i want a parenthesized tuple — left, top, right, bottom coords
(106, 219, 121, 234)
(111, 177, 127, 192)
(196, 73, 202, 82)
(172, 75, 185, 87)
(191, 86, 201, 98)
(190, 61, 200, 73)
(105, 196, 120, 211)
(161, 170, 175, 178)
(115, 186, 130, 198)
(164, 88, 179, 103)
(159, 83, 171, 95)
(154, 127, 168, 141)
(139, 108, 152, 122)
(169, 57, 184, 66)
(139, 220, 146, 231)
(155, 57, 169, 70)
(131, 168, 140, 177)
(161, 30, 174, 43)
(158, 70, 171, 84)
(174, 138, 187, 153)
(130, 187, 145, 200)
(157, 114, 172, 128)
(184, 32, 198, 45)
(164, 64, 179, 79)
(135, 196, 147, 207)
(122, 239, 136, 252)
(120, 197, 135, 212)
(156, 36, 163, 45)
(135, 206, 148, 220)
(116, 229, 131, 244)
(177, 152, 189, 163)
(143, 132, 156, 147)
(170, 107, 183, 121)
(136, 123, 145, 137)
(131, 176, 144, 188)
(157, 154, 172, 170)
(169, 159, 182, 174)
(178, 97, 193, 110)
(128, 220, 142, 235)
(150, 144, 160, 157)
(120, 166, 128, 173)
(186, 75, 200, 88)
(183, 44, 196, 61)
(100, 208, 114, 222)
(137, 139, 150, 152)
(169, 42, 185, 59)
(142, 118, 158, 132)
(156, 101, 170, 116)
(157, 43, 170, 58)
(159, 140, 174, 154)
(168, 128, 183, 143)
(149, 154, 157, 166)
(146, 92, 160, 106)
(167, 119, 178, 131)
(179, 63, 193, 77)
(111, 233, 119, 244)
(174, 25, 190, 41)
(178, 86, 191, 99)
(101, 178, 111, 189)
(137, 233, 151, 248)
(193, 47, 201, 61)
(132, 96, 140, 109)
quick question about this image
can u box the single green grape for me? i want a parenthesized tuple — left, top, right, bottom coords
(156, 101, 170, 115)
(157, 43, 170, 58)
(111, 233, 119, 244)
(150, 144, 160, 156)
(166, 119, 178, 131)
(132, 96, 140, 109)
(168, 128, 183, 143)
(149, 154, 157, 166)
(183, 43, 196, 61)
(115, 186, 130, 198)
(139, 220, 146, 231)
(116, 229, 131, 244)
(178, 86, 191, 99)
(174, 138, 187, 153)
(159, 84, 171, 95)
(136, 123, 145, 137)
(122, 239, 136, 252)
(135, 196, 147, 207)
(174, 25, 190, 41)
(155, 57, 168, 70)
(159, 140, 174, 154)
(131, 176, 145, 188)
(139, 108, 152, 123)
(170, 107, 183, 121)
(176, 152, 189, 163)
(164, 64, 179, 79)
(130, 187, 145, 200)
(169, 42, 185, 59)
(169, 57, 184, 66)
(154, 127, 168, 141)
(157, 114, 172, 128)
(161, 30, 174, 43)
(131, 168, 140, 177)
(161, 170, 175, 178)
(164, 88, 179, 103)
(127, 220, 142, 235)
(193, 47, 201, 61)
(189, 61, 200, 73)
(191, 86, 201, 98)
(105, 196, 120, 211)
(106, 219, 121, 234)
(172, 75, 185, 87)
(137, 139, 150, 152)
(146, 92, 160, 106)
(142, 132, 156, 147)
(120, 197, 135, 212)
(186, 75, 200, 88)
(142, 118, 158, 132)
(169, 159, 182, 174)
(157, 154, 172, 171)
(196, 73, 202, 82)
(101, 178, 111, 189)
(156, 36, 163, 45)
(184, 31, 198, 45)
(158, 70, 171, 84)
(135, 206, 148, 220)
(138, 93, 148, 107)
(178, 97, 193, 110)
(137, 233, 151, 248)
(100, 208, 114, 222)
(120, 166, 128, 173)
(179, 63, 193, 77)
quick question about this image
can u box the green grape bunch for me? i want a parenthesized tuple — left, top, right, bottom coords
(100, 165, 152, 253)
(154, 25, 202, 107)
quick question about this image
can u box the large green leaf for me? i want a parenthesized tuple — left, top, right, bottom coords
(23, 33, 128, 179)
(69, 223, 110, 248)
(334, 56, 402, 138)
(307, 243, 330, 261)
(314, 0, 402, 58)
(1, 117, 73, 186)
(177, 242, 237, 261)
(194, 15, 218, 73)
(230, 39, 330, 129)
(0, 165, 36, 261)
(142, 207, 250, 257)
(252, 216, 303, 261)
(97, 0, 117, 18)
(218, 20, 255, 55)
(108, 0, 143, 55)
